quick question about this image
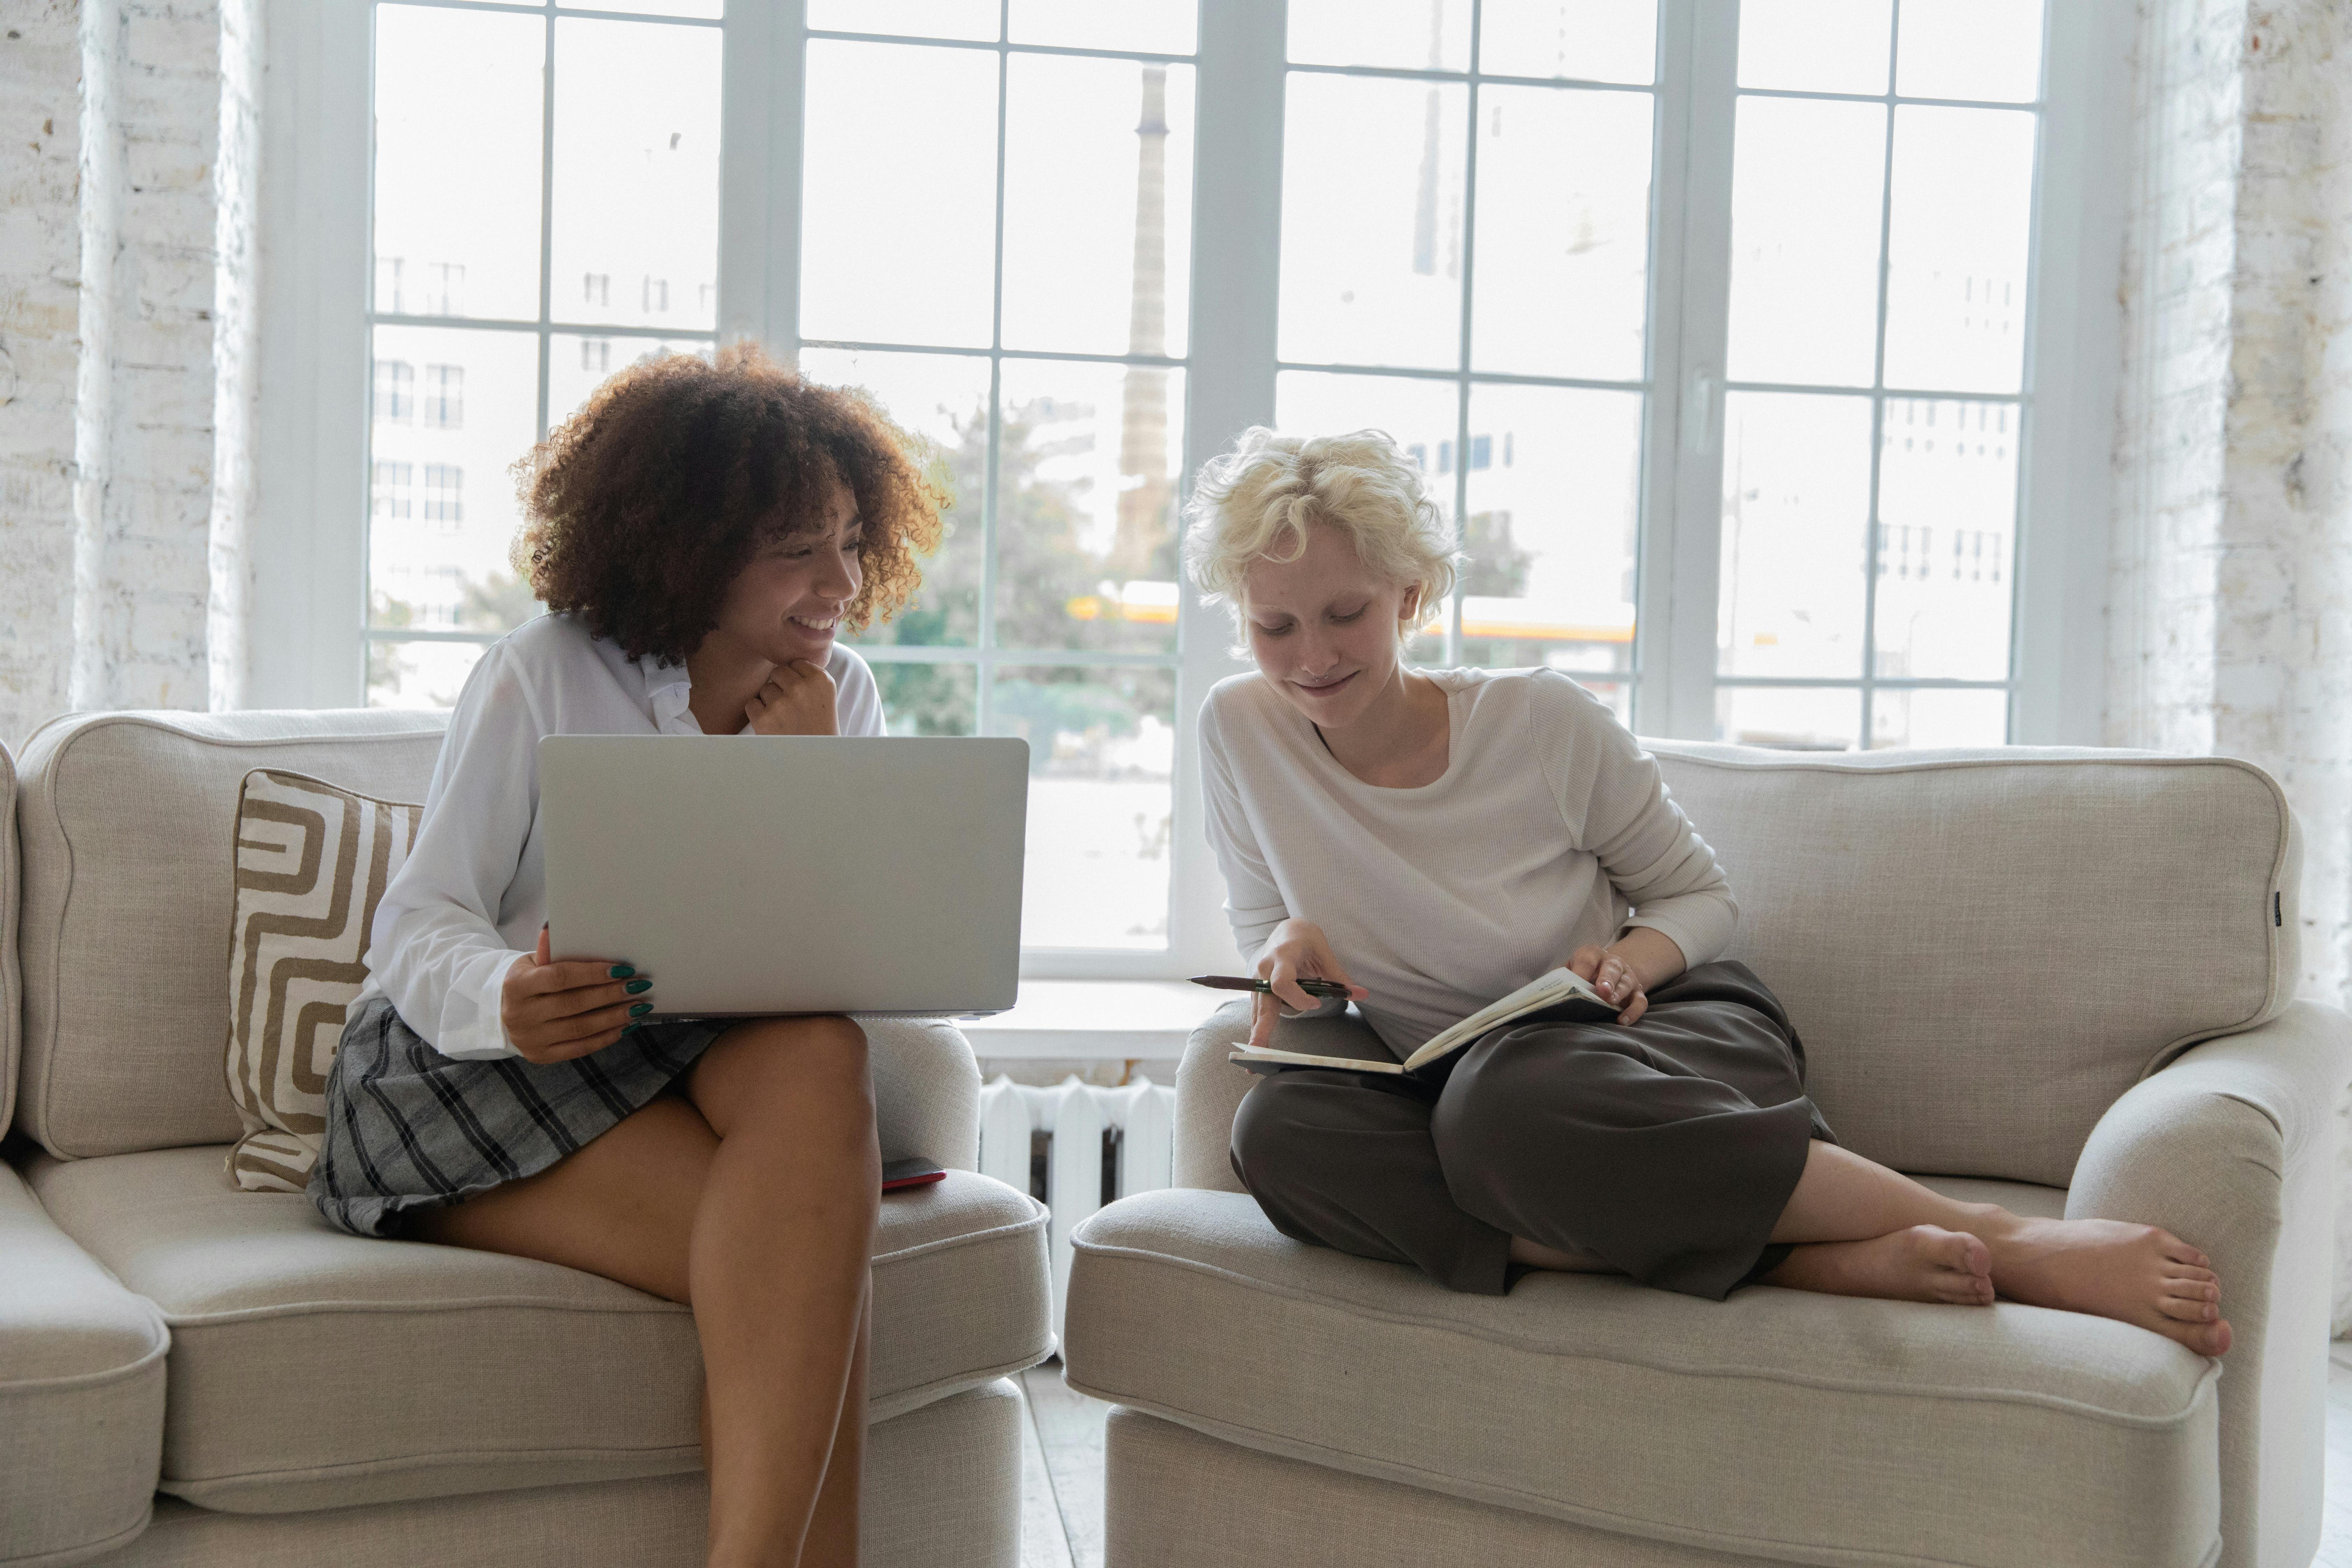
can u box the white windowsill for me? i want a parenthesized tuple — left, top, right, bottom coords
(958, 979, 1230, 1062)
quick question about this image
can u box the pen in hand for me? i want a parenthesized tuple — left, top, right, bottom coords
(1188, 974, 1358, 1001)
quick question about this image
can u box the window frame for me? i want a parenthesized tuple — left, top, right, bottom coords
(254, 0, 2126, 984)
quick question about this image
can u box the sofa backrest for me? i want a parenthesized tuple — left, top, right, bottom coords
(15, 710, 449, 1158)
(1650, 743, 2297, 1187)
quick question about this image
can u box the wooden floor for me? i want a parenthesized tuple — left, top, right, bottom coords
(2325, 1344, 2352, 1567)
(1021, 1346, 2352, 1568)
(1018, 1360, 1110, 1568)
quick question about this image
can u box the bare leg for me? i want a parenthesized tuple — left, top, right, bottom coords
(683, 1017, 880, 1567)
(1507, 1141, 2227, 1351)
(410, 1092, 715, 1299)
(1510, 1225, 1994, 1306)
(1762, 1142, 2228, 1352)
(798, 1287, 870, 1567)
(411, 1014, 880, 1566)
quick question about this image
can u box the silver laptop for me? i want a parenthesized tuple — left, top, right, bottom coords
(539, 735, 1028, 1018)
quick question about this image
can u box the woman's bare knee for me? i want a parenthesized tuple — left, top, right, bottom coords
(687, 1015, 874, 1141)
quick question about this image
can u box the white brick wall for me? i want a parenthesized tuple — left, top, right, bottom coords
(0, 0, 259, 747)
(2109, 0, 2352, 1332)
(0, 1, 88, 744)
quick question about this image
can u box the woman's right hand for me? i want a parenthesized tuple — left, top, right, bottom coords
(1247, 919, 1369, 1050)
(500, 925, 651, 1064)
(745, 659, 839, 736)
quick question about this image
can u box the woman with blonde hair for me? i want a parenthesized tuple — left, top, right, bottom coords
(1185, 425, 2231, 1352)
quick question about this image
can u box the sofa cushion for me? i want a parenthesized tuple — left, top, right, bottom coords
(225, 770, 424, 1192)
(1651, 745, 2296, 1185)
(16, 710, 448, 1158)
(1065, 1188, 2221, 1568)
(0, 1160, 169, 1566)
(27, 1148, 1052, 1515)
(117, 1382, 1025, 1568)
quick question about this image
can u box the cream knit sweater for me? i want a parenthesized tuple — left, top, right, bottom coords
(1199, 666, 1738, 1056)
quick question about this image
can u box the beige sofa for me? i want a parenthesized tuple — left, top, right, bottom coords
(0, 710, 1054, 1568)
(1064, 744, 2348, 1568)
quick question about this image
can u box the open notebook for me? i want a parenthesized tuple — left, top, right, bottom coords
(1228, 966, 1617, 1078)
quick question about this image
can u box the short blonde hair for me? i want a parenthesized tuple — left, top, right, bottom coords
(1182, 427, 1459, 635)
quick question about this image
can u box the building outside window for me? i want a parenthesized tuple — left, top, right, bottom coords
(421, 464, 464, 528)
(583, 272, 609, 306)
(423, 261, 466, 316)
(372, 360, 413, 422)
(371, 460, 413, 520)
(424, 365, 465, 429)
(374, 256, 405, 314)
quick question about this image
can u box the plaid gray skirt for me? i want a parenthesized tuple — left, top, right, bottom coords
(309, 994, 729, 1238)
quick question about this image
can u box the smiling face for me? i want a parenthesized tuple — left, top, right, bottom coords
(1240, 520, 1422, 730)
(706, 475, 865, 669)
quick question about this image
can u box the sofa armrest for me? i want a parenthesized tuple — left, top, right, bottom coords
(0, 1157, 169, 1566)
(2067, 1000, 2351, 1568)
(865, 1017, 983, 1172)
(1172, 1000, 1393, 1191)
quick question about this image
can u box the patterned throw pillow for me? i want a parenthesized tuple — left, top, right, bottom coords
(223, 769, 422, 1192)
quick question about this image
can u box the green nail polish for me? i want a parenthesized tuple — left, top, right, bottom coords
(629, 1002, 653, 1017)
(608, 965, 635, 979)
(624, 978, 651, 994)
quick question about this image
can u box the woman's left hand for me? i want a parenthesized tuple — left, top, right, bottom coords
(1568, 944, 1648, 1026)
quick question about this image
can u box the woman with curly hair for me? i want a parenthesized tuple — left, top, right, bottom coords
(309, 344, 947, 1567)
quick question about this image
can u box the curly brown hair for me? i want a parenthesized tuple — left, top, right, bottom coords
(514, 343, 947, 665)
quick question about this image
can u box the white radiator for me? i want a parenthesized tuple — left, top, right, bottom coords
(977, 1073, 1177, 1332)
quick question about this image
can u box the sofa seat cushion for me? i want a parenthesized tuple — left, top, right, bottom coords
(27, 1148, 1051, 1516)
(0, 1161, 169, 1566)
(1064, 1188, 2221, 1568)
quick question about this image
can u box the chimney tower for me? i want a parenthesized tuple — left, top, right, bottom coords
(1114, 65, 1172, 580)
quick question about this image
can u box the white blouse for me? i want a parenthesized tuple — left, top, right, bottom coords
(1198, 666, 1738, 1057)
(360, 611, 886, 1060)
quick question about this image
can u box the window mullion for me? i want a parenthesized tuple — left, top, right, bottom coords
(1856, 12, 1902, 747)
(1167, 0, 1285, 975)
(716, 0, 805, 354)
(534, 5, 556, 437)
(1446, 1, 1479, 668)
(1642, 0, 1737, 741)
(2008, 0, 2112, 746)
(976, 14, 1010, 741)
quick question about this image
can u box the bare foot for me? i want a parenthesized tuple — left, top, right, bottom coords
(1760, 1225, 1995, 1306)
(1978, 1214, 2231, 1356)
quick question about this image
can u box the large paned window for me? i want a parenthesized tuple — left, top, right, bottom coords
(1275, 0, 1662, 721)
(1711, 0, 2042, 749)
(303, 0, 2090, 977)
(794, 5, 1199, 955)
(364, 0, 722, 705)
